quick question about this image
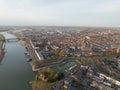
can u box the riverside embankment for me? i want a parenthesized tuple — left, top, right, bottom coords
(0, 34, 5, 63)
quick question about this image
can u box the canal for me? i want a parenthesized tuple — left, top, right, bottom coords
(0, 32, 35, 90)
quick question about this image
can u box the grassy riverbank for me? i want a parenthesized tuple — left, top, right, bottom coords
(0, 34, 5, 62)
(8, 32, 21, 39)
(0, 34, 5, 48)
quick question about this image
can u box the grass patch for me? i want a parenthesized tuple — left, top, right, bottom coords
(32, 80, 53, 90)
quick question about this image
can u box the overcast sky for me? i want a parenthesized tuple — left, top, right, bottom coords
(0, 0, 120, 27)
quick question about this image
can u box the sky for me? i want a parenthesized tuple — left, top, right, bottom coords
(0, 0, 120, 27)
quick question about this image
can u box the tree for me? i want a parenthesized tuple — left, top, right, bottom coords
(59, 49, 66, 57)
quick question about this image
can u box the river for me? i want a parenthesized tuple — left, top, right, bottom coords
(0, 32, 35, 90)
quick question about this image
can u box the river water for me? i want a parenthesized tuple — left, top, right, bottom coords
(0, 32, 35, 90)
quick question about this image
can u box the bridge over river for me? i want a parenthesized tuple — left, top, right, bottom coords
(0, 38, 22, 49)
(0, 38, 20, 42)
(6, 38, 20, 42)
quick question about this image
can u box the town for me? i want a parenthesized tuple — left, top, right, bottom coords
(7, 26, 120, 90)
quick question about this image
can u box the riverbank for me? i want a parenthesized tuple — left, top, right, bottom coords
(8, 32, 56, 90)
(0, 34, 5, 48)
(8, 31, 21, 39)
(0, 48, 4, 63)
(8, 32, 37, 68)
(0, 34, 5, 63)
